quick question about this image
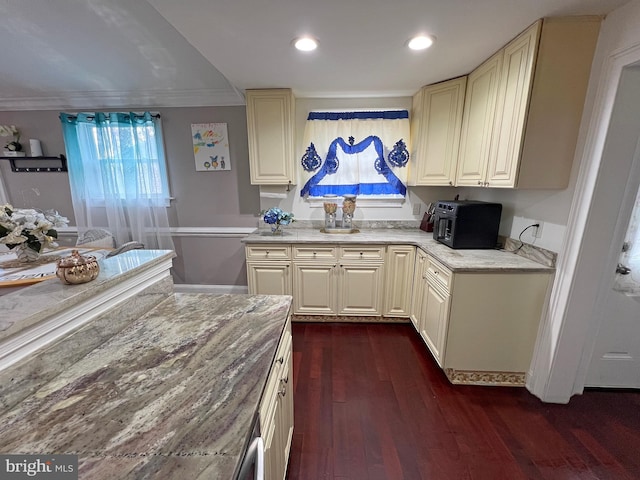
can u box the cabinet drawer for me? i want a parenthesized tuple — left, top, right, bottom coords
(426, 256, 452, 292)
(246, 244, 291, 260)
(293, 245, 338, 261)
(340, 246, 385, 262)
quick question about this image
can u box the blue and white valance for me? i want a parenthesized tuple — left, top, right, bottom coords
(300, 110, 410, 198)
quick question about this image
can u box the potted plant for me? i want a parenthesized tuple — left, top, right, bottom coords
(260, 207, 295, 235)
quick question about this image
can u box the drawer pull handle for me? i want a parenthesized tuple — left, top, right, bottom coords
(277, 356, 284, 364)
(282, 375, 289, 384)
(278, 385, 287, 397)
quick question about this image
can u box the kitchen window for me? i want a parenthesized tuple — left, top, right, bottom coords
(59, 111, 174, 250)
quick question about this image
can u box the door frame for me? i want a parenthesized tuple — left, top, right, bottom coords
(527, 31, 640, 403)
(582, 68, 640, 387)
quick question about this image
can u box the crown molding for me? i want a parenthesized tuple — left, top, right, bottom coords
(0, 88, 246, 111)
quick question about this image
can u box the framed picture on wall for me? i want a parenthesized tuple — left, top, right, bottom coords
(191, 123, 231, 171)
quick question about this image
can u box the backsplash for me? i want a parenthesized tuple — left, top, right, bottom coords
(503, 237, 557, 268)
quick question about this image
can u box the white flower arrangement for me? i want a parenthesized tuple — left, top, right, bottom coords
(0, 125, 22, 152)
(0, 204, 69, 253)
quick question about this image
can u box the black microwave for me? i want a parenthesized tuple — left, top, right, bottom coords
(433, 200, 502, 249)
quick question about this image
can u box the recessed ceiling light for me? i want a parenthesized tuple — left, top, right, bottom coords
(407, 34, 435, 51)
(293, 36, 318, 52)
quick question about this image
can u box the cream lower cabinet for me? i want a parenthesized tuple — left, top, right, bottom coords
(293, 263, 337, 315)
(383, 245, 416, 317)
(411, 249, 552, 385)
(246, 245, 292, 295)
(292, 245, 385, 316)
(410, 249, 428, 329)
(412, 253, 451, 366)
(260, 317, 294, 480)
(338, 262, 384, 315)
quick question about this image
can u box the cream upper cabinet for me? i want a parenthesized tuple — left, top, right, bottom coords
(487, 21, 540, 187)
(409, 77, 467, 186)
(456, 16, 601, 189)
(383, 245, 416, 317)
(456, 52, 502, 187)
(246, 89, 295, 185)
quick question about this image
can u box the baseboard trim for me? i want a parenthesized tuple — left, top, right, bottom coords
(173, 284, 249, 294)
(293, 314, 410, 323)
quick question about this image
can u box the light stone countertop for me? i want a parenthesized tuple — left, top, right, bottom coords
(0, 293, 292, 479)
(242, 228, 554, 273)
(0, 250, 176, 342)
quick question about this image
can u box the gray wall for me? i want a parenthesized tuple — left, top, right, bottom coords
(0, 107, 260, 286)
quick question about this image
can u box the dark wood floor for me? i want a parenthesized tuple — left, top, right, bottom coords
(287, 322, 640, 480)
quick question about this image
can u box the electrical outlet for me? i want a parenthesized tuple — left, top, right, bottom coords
(533, 221, 544, 238)
(412, 203, 421, 215)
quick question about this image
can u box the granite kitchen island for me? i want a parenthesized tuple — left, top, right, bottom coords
(0, 250, 292, 479)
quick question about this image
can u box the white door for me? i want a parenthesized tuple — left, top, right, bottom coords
(585, 67, 640, 388)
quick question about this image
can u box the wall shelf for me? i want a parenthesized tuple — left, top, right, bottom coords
(0, 154, 67, 172)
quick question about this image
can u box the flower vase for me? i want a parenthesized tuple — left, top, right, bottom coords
(14, 244, 40, 263)
(270, 224, 283, 235)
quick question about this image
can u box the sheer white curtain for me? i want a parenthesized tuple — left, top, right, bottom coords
(59, 112, 174, 251)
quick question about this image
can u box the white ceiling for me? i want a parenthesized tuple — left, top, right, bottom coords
(0, 0, 629, 110)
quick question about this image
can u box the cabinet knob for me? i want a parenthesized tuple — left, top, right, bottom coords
(265, 250, 269, 256)
(359, 252, 363, 256)
(278, 384, 287, 397)
(282, 375, 289, 384)
(449, 181, 453, 186)
(313, 251, 317, 257)
(477, 181, 483, 185)
(277, 356, 284, 364)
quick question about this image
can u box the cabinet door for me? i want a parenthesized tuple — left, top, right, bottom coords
(410, 77, 467, 186)
(456, 52, 502, 187)
(420, 280, 451, 366)
(262, 408, 278, 480)
(247, 262, 291, 295)
(338, 263, 384, 316)
(293, 263, 337, 315)
(487, 21, 541, 188)
(277, 339, 294, 480)
(383, 246, 416, 317)
(246, 89, 295, 185)
(410, 249, 428, 329)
